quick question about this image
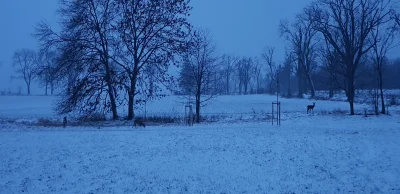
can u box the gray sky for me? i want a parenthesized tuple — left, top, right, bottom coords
(0, 0, 315, 94)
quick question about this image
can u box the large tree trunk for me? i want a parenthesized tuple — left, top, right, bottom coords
(51, 83, 54, 95)
(127, 78, 137, 120)
(107, 81, 118, 120)
(378, 68, 386, 114)
(297, 68, 303, 98)
(104, 63, 118, 120)
(378, 71, 386, 114)
(26, 81, 31, 95)
(195, 95, 200, 123)
(288, 73, 292, 97)
(194, 81, 201, 123)
(269, 80, 274, 95)
(329, 73, 334, 98)
(226, 73, 230, 95)
(239, 81, 242, 95)
(347, 75, 355, 115)
(306, 73, 315, 98)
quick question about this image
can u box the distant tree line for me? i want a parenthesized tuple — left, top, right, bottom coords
(279, 0, 400, 115)
(179, 0, 400, 116)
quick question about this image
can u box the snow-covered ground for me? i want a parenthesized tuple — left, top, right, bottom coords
(1, 115, 400, 193)
(0, 95, 399, 193)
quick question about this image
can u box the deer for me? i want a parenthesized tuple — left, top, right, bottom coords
(133, 118, 146, 128)
(307, 102, 316, 114)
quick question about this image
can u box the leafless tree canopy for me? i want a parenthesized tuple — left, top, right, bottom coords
(280, 12, 319, 98)
(305, 0, 394, 114)
(179, 29, 219, 122)
(262, 46, 277, 94)
(113, 0, 192, 120)
(219, 54, 238, 95)
(236, 57, 253, 95)
(35, 0, 192, 120)
(12, 49, 39, 95)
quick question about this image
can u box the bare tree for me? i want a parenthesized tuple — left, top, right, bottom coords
(320, 38, 342, 98)
(262, 46, 277, 94)
(220, 54, 238, 95)
(280, 14, 318, 98)
(12, 49, 38, 95)
(370, 22, 397, 114)
(179, 29, 219, 123)
(306, 0, 394, 115)
(253, 57, 263, 94)
(36, 50, 59, 95)
(113, 0, 192, 120)
(236, 57, 253, 95)
(282, 51, 295, 97)
(35, 0, 120, 119)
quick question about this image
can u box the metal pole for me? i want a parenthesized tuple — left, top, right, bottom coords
(279, 102, 281, 125)
(272, 102, 274, 125)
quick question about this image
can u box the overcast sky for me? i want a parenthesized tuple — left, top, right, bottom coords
(0, 0, 325, 94)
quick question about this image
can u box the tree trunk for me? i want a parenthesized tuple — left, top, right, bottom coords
(378, 71, 386, 114)
(194, 80, 201, 123)
(51, 83, 54, 95)
(329, 73, 334, 98)
(269, 80, 274, 95)
(306, 73, 315, 98)
(195, 95, 200, 123)
(288, 73, 292, 97)
(26, 81, 31, 95)
(127, 78, 136, 120)
(45, 83, 48, 96)
(226, 72, 230, 95)
(297, 71, 303, 98)
(107, 81, 119, 120)
(239, 81, 242, 95)
(104, 63, 118, 120)
(347, 75, 355, 115)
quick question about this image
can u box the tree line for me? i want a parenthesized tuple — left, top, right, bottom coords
(178, 0, 400, 118)
(9, 0, 400, 121)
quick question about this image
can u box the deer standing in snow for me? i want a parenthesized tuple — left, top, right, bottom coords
(134, 118, 146, 128)
(307, 102, 316, 114)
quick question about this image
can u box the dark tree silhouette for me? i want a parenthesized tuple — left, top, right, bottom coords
(113, 0, 192, 120)
(35, 0, 120, 119)
(36, 50, 59, 95)
(12, 49, 38, 95)
(262, 46, 278, 95)
(370, 22, 397, 114)
(220, 54, 238, 95)
(280, 14, 318, 98)
(179, 29, 219, 123)
(306, 0, 394, 115)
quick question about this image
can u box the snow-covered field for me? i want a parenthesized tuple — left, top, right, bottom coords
(0, 94, 384, 120)
(1, 95, 399, 193)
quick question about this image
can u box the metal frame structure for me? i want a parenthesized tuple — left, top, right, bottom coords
(272, 101, 281, 125)
(272, 78, 281, 125)
(185, 105, 194, 126)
